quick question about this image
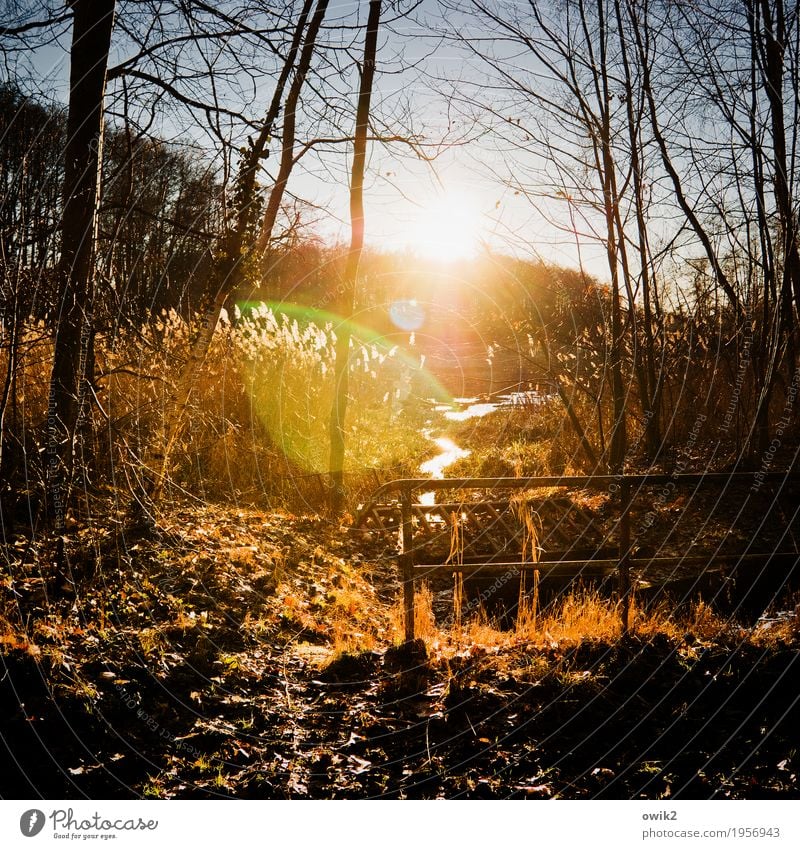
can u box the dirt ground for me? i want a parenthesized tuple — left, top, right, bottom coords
(1, 500, 799, 799)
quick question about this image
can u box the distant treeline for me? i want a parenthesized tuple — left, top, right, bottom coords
(1, 81, 220, 329)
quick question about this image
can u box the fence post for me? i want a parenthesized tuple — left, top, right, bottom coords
(400, 488, 415, 642)
(618, 479, 632, 634)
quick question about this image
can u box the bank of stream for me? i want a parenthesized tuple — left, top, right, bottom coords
(417, 391, 540, 492)
(410, 395, 800, 628)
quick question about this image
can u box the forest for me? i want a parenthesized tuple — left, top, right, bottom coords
(1, 0, 799, 801)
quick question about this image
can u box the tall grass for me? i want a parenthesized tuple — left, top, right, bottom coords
(448, 402, 589, 478)
(1, 307, 432, 511)
(232, 304, 428, 480)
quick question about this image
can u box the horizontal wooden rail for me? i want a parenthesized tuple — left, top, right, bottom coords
(366, 470, 799, 502)
(413, 561, 619, 578)
(367, 472, 800, 643)
(412, 552, 800, 577)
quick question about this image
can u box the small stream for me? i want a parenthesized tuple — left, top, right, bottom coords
(417, 390, 551, 504)
(420, 435, 471, 477)
(413, 395, 800, 625)
(418, 435, 471, 506)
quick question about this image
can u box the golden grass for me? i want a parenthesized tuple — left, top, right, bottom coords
(517, 585, 622, 642)
(0, 311, 432, 511)
(394, 581, 750, 656)
(330, 620, 378, 657)
(413, 582, 439, 645)
(511, 497, 542, 631)
(447, 512, 465, 630)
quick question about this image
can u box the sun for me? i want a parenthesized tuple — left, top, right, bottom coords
(403, 192, 482, 263)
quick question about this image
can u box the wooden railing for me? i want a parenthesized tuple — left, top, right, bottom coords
(356, 472, 800, 642)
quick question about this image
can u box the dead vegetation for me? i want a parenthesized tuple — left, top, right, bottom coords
(2, 496, 798, 799)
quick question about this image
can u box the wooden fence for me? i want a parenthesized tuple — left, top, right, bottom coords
(356, 472, 800, 642)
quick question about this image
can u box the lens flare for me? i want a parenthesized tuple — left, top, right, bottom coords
(389, 299, 425, 331)
(234, 300, 451, 472)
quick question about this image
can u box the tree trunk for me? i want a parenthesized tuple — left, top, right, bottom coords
(594, 3, 627, 475)
(143, 0, 327, 510)
(758, 0, 800, 328)
(554, 377, 600, 469)
(46, 0, 115, 531)
(328, 0, 382, 514)
(0, 274, 20, 486)
(744, 0, 796, 459)
(615, 0, 662, 459)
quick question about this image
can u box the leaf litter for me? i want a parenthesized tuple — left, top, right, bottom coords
(1, 498, 799, 798)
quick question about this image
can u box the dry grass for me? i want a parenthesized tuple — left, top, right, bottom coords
(1, 310, 431, 512)
(446, 511, 465, 630)
(750, 600, 800, 646)
(513, 585, 622, 643)
(330, 619, 379, 657)
(448, 399, 599, 478)
(386, 581, 439, 647)
(397, 582, 748, 657)
(0, 616, 41, 657)
(511, 497, 542, 629)
(327, 568, 387, 656)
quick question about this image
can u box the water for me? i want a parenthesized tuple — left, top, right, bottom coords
(417, 390, 550, 503)
(420, 436, 471, 478)
(419, 435, 471, 506)
(432, 390, 551, 423)
(443, 402, 497, 422)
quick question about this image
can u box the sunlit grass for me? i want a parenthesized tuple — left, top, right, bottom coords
(234, 304, 434, 477)
(448, 403, 586, 478)
(391, 582, 761, 656)
(0, 309, 435, 509)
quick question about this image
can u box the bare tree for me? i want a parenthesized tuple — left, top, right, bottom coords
(446, 0, 649, 472)
(328, 0, 382, 513)
(632, 0, 799, 458)
(46, 0, 115, 532)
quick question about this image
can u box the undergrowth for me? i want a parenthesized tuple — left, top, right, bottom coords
(391, 582, 800, 661)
